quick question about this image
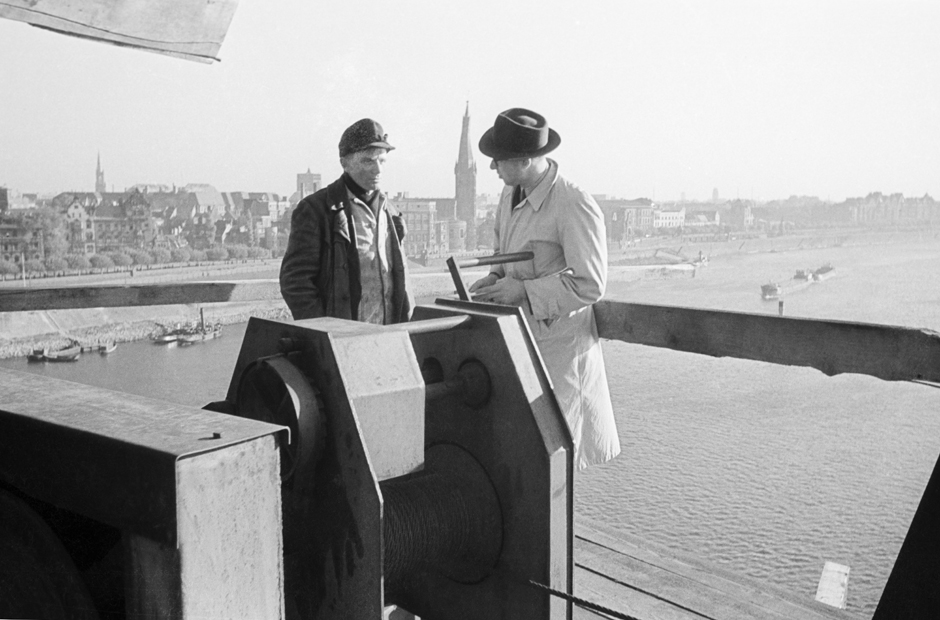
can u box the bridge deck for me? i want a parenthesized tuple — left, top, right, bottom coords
(574, 520, 849, 619)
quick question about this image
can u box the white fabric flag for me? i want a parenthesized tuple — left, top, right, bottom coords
(0, 0, 240, 63)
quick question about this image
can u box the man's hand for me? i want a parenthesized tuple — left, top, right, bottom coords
(469, 273, 499, 294)
(470, 274, 528, 307)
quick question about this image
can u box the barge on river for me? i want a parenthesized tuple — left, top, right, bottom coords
(762, 264, 836, 300)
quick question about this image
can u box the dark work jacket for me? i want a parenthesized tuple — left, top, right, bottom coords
(279, 176, 412, 323)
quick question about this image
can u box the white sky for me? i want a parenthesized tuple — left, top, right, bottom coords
(0, 0, 938, 202)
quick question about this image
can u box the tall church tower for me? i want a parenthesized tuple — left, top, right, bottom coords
(454, 102, 477, 246)
(95, 152, 106, 193)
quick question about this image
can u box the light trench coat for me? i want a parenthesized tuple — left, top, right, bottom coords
(491, 160, 621, 469)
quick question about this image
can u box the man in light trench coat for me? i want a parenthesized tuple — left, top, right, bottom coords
(469, 107, 621, 470)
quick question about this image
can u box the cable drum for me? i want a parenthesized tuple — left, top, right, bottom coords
(235, 354, 325, 490)
(381, 443, 503, 606)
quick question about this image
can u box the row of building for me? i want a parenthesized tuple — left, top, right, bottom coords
(0, 180, 297, 265)
(0, 105, 484, 266)
(5, 181, 938, 268)
(3, 107, 938, 267)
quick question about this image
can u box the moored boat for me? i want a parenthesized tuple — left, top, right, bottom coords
(26, 348, 47, 363)
(177, 324, 223, 346)
(43, 342, 82, 362)
(27, 340, 82, 362)
(813, 263, 836, 281)
(152, 323, 191, 344)
(99, 342, 117, 354)
(761, 283, 781, 300)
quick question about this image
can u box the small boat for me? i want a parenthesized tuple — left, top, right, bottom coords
(813, 263, 836, 281)
(152, 332, 180, 344)
(26, 348, 47, 363)
(177, 324, 223, 346)
(761, 283, 782, 300)
(794, 268, 813, 281)
(152, 323, 191, 344)
(99, 342, 117, 354)
(43, 342, 82, 362)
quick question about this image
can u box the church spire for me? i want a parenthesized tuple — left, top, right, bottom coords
(454, 102, 477, 230)
(95, 152, 106, 193)
(455, 102, 475, 177)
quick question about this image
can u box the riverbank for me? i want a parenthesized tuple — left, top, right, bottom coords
(608, 227, 940, 265)
(0, 301, 292, 360)
(0, 258, 282, 289)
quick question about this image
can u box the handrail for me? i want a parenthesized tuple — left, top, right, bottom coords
(594, 300, 940, 384)
(0, 279, 282, 311)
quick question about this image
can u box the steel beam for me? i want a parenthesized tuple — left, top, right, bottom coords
(594, 300, 940, 383)
(0, 279, 281, 311)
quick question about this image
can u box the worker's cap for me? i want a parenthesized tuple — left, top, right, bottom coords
(338, 119, 395, 157)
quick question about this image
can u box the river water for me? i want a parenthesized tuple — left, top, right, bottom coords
(3, 237, 939, 617)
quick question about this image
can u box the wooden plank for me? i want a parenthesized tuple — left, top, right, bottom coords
(577, 521, 795, 607)
(576, 543, 817, 620)
(595, 300, 940, 383)
(575, 567, 699, 620)
(574, 520, 847, 620)
(0, 279, 282, 311)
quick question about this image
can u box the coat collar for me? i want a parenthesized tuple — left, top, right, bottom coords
(520, 158, 558, 212)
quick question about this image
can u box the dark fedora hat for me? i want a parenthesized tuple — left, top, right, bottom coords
(338, 118, 395, 157)
(478, 108, 561, 160)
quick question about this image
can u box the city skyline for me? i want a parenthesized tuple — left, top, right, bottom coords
(1, 1, 938, 202)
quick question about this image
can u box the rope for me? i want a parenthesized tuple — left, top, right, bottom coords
(523, 577, 642, 620)
(575, 564, 721, 620)
(509, 561, 721, 620)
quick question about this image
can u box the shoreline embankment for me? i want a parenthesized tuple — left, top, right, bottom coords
(609, 227, 939, 265)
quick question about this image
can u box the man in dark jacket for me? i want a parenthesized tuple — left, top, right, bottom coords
(279, 119, 412, 324)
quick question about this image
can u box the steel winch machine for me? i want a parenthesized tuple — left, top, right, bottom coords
(0, 297, 574, 619)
